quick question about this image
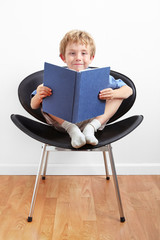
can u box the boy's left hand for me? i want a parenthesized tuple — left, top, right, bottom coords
(99, 88, 115, 100)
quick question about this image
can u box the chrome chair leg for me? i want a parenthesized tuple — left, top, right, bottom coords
(27, 143, 47, 222)
(42, 150, 49, 180)
(108, 144, 125, 222)
(103, 151, 110, 180)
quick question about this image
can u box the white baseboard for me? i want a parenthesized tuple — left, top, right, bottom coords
(0, 163, 160, 175)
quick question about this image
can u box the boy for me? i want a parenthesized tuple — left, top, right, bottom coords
(31, 30, 133, 148)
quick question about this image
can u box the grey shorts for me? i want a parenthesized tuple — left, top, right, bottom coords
(42, 111, 106, 132)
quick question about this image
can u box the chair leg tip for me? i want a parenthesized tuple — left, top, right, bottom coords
(120, 217, 125, 223)
(42, 176, 46, 180)
(106, 176, 110, 180)
(27, 217, 32, 222)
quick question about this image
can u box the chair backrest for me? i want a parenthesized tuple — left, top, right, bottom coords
(18, 69, 136, 124)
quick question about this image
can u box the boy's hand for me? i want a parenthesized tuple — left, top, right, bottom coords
(99, 88, 115, 100)
(31, 84, 52, 109)
(36, 84, 52, 101)
(99, 85, 133, 100)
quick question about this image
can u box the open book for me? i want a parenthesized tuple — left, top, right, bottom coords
(42, 62, 110, 123)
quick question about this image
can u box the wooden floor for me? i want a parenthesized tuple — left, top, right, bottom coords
(0, 175, 159, 240)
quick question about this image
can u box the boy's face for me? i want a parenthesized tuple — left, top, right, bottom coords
(61, 42, 94, 72)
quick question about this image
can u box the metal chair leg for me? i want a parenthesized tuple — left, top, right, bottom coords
(42, 150, 49, 180)
(108, 144, 125, 222)
(27, 143, 47, 222)
(103, 151, 110, 180)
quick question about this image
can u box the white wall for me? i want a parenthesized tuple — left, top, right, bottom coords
(0, 0, 160, 175)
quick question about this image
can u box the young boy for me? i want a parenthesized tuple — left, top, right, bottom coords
(31, 30, 133, 148)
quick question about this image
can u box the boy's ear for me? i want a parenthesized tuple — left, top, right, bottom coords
(90, 55, 94, 63)
(60, 54, 65, 62)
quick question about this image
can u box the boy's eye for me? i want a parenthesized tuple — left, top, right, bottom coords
(69, 52, 75, 55)
(82, 52, 87, 55)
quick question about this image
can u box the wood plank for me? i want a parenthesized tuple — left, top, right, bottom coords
(0, 175, 159, 240)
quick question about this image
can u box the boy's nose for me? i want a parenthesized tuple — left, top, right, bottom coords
(76, 53, 82, 61)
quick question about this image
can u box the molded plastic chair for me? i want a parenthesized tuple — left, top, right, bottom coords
(11, 68, 143, 223)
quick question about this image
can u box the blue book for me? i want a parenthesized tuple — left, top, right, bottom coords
(42, 62, 110, 123)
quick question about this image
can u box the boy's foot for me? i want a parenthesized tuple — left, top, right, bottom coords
(69, 125, 86, 148)
(83, 119, 101, 146)
(83, 125, 98, 145)
(62, 122, 86, 148)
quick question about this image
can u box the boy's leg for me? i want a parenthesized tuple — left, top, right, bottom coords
(96, 99, 123, 125)
(45, 99, 123, 147)
(83, 99, 123, 145)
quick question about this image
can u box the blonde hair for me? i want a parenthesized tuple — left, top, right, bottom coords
(59, 30, 96, 57)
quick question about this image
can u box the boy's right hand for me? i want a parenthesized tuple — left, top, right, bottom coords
(36, 84, 52, 101)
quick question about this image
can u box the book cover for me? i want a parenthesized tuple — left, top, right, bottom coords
(42, 62, 110, 123)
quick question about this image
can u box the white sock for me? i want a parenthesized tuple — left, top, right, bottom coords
(83, 119, 101, 145)
(62, 121, 86, 148)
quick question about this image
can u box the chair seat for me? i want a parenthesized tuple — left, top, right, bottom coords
(11, 114, 143, 150)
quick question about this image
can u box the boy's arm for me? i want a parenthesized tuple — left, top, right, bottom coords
(30, 84, 52, 109)
(99, 85, 133, 100)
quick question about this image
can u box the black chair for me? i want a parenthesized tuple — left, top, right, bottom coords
(11, 69, 143, 223)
